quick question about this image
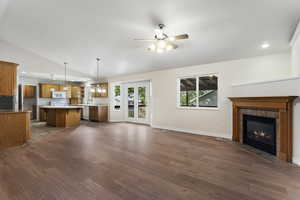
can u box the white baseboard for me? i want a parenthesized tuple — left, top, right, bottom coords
(109, 120, 125, 123)
(151, 125, 232, 139)
(293, 156, 300, 166)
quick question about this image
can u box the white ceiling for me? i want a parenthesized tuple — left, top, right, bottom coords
(0, 0, 300, 79)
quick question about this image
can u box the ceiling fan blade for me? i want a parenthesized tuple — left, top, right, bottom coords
(175, 34, 189, 40)
(134, 39, 156, 41)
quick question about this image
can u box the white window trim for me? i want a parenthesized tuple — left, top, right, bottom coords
(176, 73, 219, 110)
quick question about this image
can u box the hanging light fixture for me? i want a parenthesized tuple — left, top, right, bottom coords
(63, 62, 68, 91)
(99, 58, 106, 94)
(96, 58, 102, 93)
(91, 58, 106, 94)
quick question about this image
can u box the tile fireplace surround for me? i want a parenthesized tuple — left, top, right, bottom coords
(229, 97, 297, 162)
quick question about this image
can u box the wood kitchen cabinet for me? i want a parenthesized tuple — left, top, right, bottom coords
(59, 85, 72, 98)
(23, 85, 36, 98)
(91, 83, 108, 98)
(71, 86, 81, 98)
(39, 83, 60, 98)
(0, 111, 31, 148)
(89, 106, 108, 122)
(39, 108, 47, 122)
(0, 61, 17, 96)
(39, 83, 83, 99)
(70, 98, 82, 105)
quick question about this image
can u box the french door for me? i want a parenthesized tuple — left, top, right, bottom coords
(124, 81, 150, 124)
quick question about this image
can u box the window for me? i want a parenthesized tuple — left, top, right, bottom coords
(180, 78, 197, 107)
(178, 74, 218, 108)
(113, 85, 121, 110)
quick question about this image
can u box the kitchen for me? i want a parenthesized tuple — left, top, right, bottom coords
(0, 60, 109, 149)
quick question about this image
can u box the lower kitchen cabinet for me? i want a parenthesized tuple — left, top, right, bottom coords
(89, 106, 108, 122)
(39, 108, 47, 122)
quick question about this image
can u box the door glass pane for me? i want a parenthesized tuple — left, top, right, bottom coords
(128, 87, 135, 118)
(138, 87, 146, 119)
(113, 85, 121, 110)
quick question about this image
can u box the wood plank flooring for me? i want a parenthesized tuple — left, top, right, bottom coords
(0, 121, 300, 200)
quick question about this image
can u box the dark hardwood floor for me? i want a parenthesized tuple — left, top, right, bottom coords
(0, 121, 300, 200)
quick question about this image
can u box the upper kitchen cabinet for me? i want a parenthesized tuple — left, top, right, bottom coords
(59, 85, 72, 98)
(0, 61, 18, 96)
(71, 85, 81, 98)
(23, 85, 36, 98)
(100, 83, 108, 97)
(91, 83, 108, 98)
(39, 83, 60, 98)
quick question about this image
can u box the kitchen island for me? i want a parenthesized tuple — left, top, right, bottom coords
(40, 106, 83, 127)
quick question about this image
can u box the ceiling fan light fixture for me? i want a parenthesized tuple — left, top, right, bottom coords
(155, 29, 164, 39)
(166, 45, 173, 51)
(156, 48, 164, 54)
(135, 24, 189, 53)
(157, 40, 166, 48)
(148, 44, 156, 51)
(169, 36, 175, 41)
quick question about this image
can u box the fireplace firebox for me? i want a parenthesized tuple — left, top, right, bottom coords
(243, 115, 276, 155)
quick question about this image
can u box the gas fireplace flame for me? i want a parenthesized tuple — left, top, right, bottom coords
(252, 130, 271, 139)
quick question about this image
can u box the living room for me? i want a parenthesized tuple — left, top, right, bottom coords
(0, 1, 300, 199)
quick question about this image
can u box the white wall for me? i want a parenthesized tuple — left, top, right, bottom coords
(292, 39, 300, 76)
(108, 52, 300, 164)
(108, 53, 291, 133)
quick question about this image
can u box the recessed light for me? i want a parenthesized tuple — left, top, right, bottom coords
(261, 42, 270, 49)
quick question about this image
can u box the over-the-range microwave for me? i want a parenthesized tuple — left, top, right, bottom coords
(52, 91, 67, 99)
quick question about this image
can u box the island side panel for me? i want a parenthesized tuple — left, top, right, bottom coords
(65, 109, 81, 127)
(0, 112, 31, 148)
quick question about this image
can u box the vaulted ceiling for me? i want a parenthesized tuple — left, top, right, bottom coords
(0, 0, 300, 79)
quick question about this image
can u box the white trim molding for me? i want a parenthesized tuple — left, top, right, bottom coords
(109, 120, 125, 123)
(176, 73, 219, 109)
(151, 125, 231, 139)
(290, 21, 300, 47)
(231, 76, 300, 87)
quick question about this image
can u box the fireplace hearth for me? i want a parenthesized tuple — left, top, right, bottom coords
(243, 115, 276, 155)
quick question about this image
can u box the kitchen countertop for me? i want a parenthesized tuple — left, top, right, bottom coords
(0, 109, 31, 114)
(40, 106, 83, 109)
(74, 104, 109, 107)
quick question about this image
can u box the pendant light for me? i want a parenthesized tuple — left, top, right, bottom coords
(96, 58, 107, 94)
(96, 58, 101, 93)
(63, 62, 68, 91)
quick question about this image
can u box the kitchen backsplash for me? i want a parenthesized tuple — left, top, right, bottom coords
(39, 98, 69, 106)
(92, 97, 110, 105)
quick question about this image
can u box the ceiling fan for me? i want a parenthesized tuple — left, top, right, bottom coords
(134, 24, 189, 53)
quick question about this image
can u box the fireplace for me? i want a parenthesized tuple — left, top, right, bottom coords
(229, 96, 297, 162)
(243, 115, 276, 155)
